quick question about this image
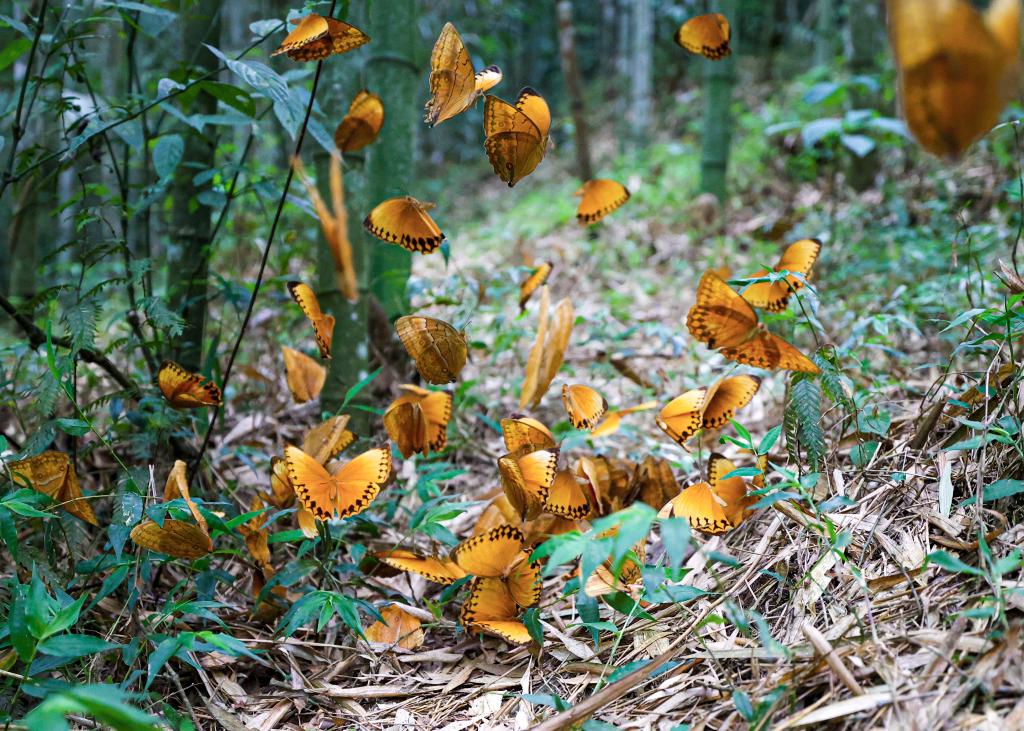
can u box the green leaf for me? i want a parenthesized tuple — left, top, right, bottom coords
(524, 607, 543, 644)
(152, 134, 184, 179)
(197, 81, 255, 116)
(659, 517, 691, 569)
(758, 425, 782, 454)
(44, 595, 87, 639)
(23, 684, 162, 731)
(961, 479, 1024, 506)
(733, 690, 755, 720)
(927, 550, 983, 576)
(0, 37, 30, 72)
(341, 366, 383, 408)
(55, 417, 91, 436)
(37, 634, 121, 658)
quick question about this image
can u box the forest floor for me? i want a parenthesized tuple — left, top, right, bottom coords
(191, 112, 1024, 731)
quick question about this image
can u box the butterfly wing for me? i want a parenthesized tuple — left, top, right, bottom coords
(483, 88, 548, 187)
(686, 271, 759, 349)
(718, 329, 821, 373)
(499, 449, 554, 521)
(656, 387, 707, 446)
(674, 13, 731, 59)
(702, 375, 761, 429)
(288, 281, 334, 359)
(562, 384, 608, 430)
(383, 400, 428, 458)
(708, 453, 750, 529)
(501, 416, 556, 452)
(334, 90, 383, 152)
(418, 389, 452, 452)
(375, 549, 467, 584)
(453, 525, 525, 577)
(331, 447, 391, 516)
(272, 14, 329, 57)
(363, 196, 445, 254)
(158, 360, 222, 409)
(281, 346, 326, 402)
(661, 482, 733, 535)
(575, 179, 630, 225)
(302, 415, 355, 464)
(461, 577, 531, 644)
(474, 65, 503, 93)
(742, 238, 822, 312)
(889, 0, 1010, 157)
(424, 23, 478, 126)
(395, 316, 468, 384)
(544, 468, 591, 519)
(519, 262, 552, 311)
(505, 553, 542, 608)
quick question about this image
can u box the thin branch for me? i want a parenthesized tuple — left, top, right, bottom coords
(0, 293, 142, 399)
(190, 3, 337, 480)
(1, 0, 50, 195)
(0, 22, 283, 199)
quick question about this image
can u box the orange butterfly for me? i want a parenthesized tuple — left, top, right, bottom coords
(519, 262, 552, 311)
(460, 576, 534, 644)
(686, 271, 820, 373)
(238, 494, 272, 570)
(583, 525, 647, 598)
(4, 451, 98, 525)
(284, 445, 391, 522)
(499, 446, 559, 521)
(501, 415, 556, 452)
(483, 87, 550, 186)
(630, 456, 679, 511)
(674, 14, 731, 60)
(575, 456, 637, 517)
(741, 239, 821, 312)
(271, 14, 370, 61)
(281, 346, 326, 403)
(374, 549, 467, 584)
(363, 196, 445, 254)
(158, 361, 222, 409)
(888, 0, 1020, 158)
(424, 22, 503, 126)
(395, 315, 468, 384)
(334, 90, 383, 153)
(657, 375, 761, 447)
(562, 384, 608, 431)
(545, 468, 591, 520)
(591, 401, 658, 438)
(365, 604, 425, 650)
(302, 414, 356, 462)
(287, 282, 334, 359)
(383, 384, 453, 458)
(292, 154, 357, 302)
(659, 453, 753, 535)
(575, 179, 630, 225)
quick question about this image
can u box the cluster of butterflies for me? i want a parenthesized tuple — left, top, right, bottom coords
(143, 230, 823, 644)
(3, 10, 832, 646)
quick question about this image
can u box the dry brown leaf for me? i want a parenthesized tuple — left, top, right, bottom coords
(294, 155, 358, 302)
(365, 604, 425, 650)
(130, 519, 213, 560)
(282, 346, 326, 403)
(239, 495, 271, 569)
(519, 285, 550, 409)
(5, 451, 98, 526)
(163, 459, 208, 535)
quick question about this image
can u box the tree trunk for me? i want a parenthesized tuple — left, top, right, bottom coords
(845, 0, 881, 191)
(321, 0, 417, 418)
(628, 0, 653, 147)
(699, 0, 738, 201)
(556, 0, 594, 181)
(168, 0, 220, 370)
(814, 0, 836, 68)
(366, 0, 417, 322)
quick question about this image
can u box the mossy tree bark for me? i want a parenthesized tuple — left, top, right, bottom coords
(698, 0, 737, 202)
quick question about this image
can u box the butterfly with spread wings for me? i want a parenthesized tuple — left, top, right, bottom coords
(686, 271, 820, 373)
